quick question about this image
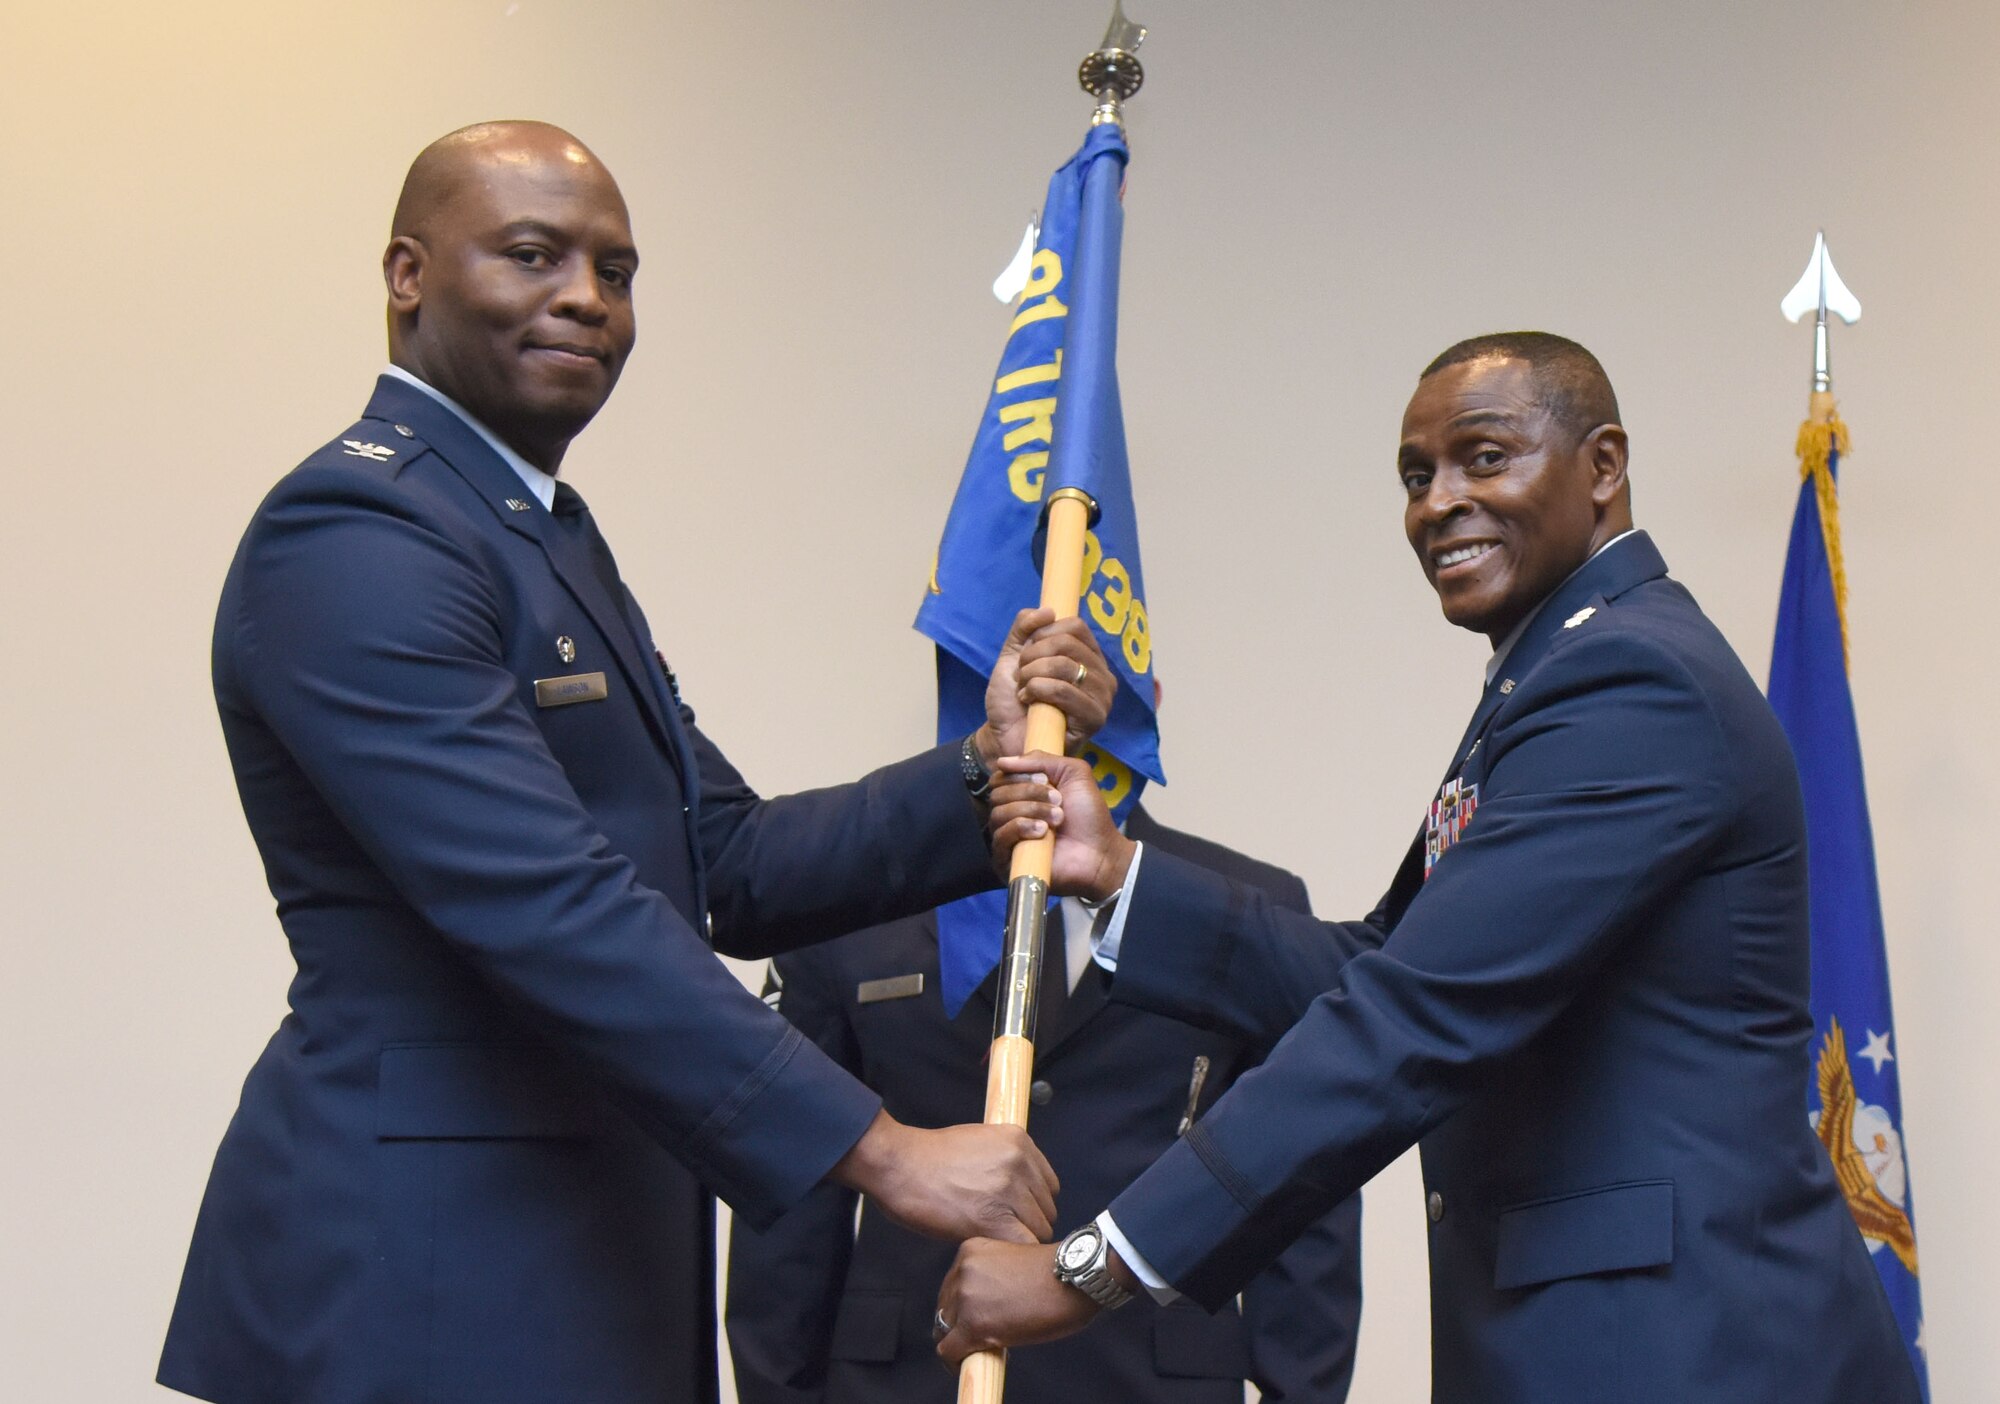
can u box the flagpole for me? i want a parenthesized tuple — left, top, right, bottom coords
(982, 481, 1096, 1124)
(958, 10, 1144, 1403)
(1779, 230, 1861, 662)
(1771, 237, 1928, 1394)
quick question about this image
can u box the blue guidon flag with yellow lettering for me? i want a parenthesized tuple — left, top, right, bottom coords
(1768, 411, 1928, 1396)
(917, 122, 1162, 1016)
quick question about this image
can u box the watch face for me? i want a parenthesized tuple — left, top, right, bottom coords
(1058, 1229, 1100, 1273)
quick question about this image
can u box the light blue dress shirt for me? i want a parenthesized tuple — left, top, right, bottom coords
(381, 364, 558, 511)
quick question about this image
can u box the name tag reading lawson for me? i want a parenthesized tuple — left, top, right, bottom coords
(856, 973, 924, 1004)
(534, 672, 608, 708)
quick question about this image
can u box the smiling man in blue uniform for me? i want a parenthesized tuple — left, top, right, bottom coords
(157, 120, 1119, 1404)
(937, 334, 1922, 1404)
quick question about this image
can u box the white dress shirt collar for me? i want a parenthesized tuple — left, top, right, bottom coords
(1483, 528, 1640, 685)
(382, 364, 558, 512)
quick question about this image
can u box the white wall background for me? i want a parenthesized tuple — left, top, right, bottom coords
(3, 2, 1994, 1399)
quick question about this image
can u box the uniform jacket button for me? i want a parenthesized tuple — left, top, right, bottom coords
(1029, 1079, 1054, 1107)
(1427, 1190, 1445, 1224)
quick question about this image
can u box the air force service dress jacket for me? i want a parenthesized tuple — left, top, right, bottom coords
(725, 805, 1361, 1404)
(1098, 534, 1920, 1404)
(159, 376, 999, 1404)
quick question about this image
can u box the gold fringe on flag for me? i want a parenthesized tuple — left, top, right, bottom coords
(1797, 389, 1852, 672)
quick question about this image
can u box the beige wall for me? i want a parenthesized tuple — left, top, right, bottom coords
(4, 1, 1995, 1399)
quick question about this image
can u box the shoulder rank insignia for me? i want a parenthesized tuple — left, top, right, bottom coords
(1563, 605, 1596, 629)
(341, 440, 397, 462)
(1424, 777, 1479, 881)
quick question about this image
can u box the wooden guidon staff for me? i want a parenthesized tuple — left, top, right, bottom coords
(957, 11, 1146, 1403)
(954, 496, 1093, 1404)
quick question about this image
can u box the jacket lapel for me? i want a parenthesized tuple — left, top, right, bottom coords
(1400, 531, 1673, 917)
(1480, 531, 1668, 707)
(1444, 531, 1670, 783)
(542, 494, 693, 786)
(1031, 903, 1074, 1046)
(359, 378, 686, 776)
(1037, 961, 1111, 1064)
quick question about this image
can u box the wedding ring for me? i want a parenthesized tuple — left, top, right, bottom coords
(933, 1307, 952, 1339)
(1073, 661, 1088, 687)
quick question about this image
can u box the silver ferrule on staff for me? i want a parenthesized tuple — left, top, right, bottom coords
(994, 875, 1050, 1042)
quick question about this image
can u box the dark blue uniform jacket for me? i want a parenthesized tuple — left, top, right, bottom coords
(159, 376, 997, 1404)
(726, 806, 1361, 1403)
(1101, 535, 1920, 1404)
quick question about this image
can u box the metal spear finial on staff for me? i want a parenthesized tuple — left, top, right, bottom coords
(1781, 231, 1862, 660)
(1782, 230, 1862, 419)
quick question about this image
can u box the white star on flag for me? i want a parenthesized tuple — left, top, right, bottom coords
(1857, 1028, 1894, 1074)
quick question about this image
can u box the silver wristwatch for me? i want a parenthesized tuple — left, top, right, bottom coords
(1053, 1222, 1134, 1310)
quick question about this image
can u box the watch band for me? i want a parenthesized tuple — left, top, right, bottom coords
(1053, 1223, 1134, 1310)
(959, 733, 993, 800)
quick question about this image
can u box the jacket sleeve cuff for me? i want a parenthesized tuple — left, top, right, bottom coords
(1106, 1126, 1269, 1312)
(900, 738, 1000, 899)
(681, 1024, 882, 1232)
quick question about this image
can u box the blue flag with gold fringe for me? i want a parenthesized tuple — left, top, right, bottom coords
(916, 122, 1161, 1015)
(1767, 411, 1928, 1396)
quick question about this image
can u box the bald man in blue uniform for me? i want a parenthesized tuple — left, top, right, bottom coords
(158, 121, 1115, 1404)
(938, 334, 1922, 1404)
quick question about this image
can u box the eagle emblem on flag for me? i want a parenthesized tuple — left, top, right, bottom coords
(1814, 1018, 1919, 1277)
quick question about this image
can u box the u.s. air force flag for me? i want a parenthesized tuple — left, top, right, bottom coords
(917, 122, 1162, 1016)
(1767, 411, 1928, 1397)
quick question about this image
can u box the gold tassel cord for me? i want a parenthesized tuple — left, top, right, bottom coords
(1796, 392, 1852, 672)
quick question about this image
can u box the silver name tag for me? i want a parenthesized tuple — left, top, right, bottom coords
(534, 672, 608, 708)
(857, 973, 925, 1004)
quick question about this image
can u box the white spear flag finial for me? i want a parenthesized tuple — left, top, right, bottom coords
(1782, 231, 1862, 326)
(1782, 231, 1861, 395)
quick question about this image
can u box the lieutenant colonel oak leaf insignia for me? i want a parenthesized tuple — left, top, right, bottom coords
(341, 440, 397, 462)
(1814, 1018, 1919, 1276)
(1563, 605, 1596, 629)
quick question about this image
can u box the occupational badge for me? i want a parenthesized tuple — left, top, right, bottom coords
(1424, 776, 1479, 880)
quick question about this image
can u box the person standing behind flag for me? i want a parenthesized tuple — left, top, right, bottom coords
(725, 794, 1362, 1404)
(939, 333, 1920, 1404)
